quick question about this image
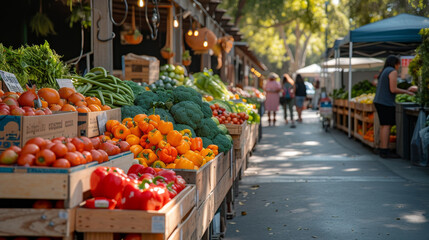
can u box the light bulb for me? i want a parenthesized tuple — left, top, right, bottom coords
(194, 30, 199, 36)
(173, 19, 179, 28)
(138, 0, 144, 7)
(187, 30, 193, 36)
(203, 41, 208, 47)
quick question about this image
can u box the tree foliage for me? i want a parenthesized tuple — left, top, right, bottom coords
(220, 0, 349, 74)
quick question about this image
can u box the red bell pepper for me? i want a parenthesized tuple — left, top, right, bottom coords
(157, 169, 177, 183)
(175, 175, 186, 192)
(85, 197, 117, 209)
(127, 165, 157, 176)
(122, 179, 170, 210)
(90, 167, 128, 205)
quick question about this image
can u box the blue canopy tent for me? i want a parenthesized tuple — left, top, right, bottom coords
(332, 13, 429, 137)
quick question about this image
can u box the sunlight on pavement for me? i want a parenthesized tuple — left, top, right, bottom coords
(401, 211, 428, 223)
(343, 168, 361, 172)
(301, 141, 321, 146)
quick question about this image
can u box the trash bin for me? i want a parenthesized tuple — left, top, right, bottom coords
(396, 103, 418, 159)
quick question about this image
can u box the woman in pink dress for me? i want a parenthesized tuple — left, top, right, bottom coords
(264, 73, 282, 126)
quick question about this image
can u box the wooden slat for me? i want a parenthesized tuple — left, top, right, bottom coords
(167, 208, 197, 240)
(0, 208, 75, 237)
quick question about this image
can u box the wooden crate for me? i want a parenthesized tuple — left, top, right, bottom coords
(0, 151, 133, 208)
(172, 152, 231, 208)
(123, 53, 159, 84)
(233, 148, 246, 180)
(197, 164, 232, 240)
(76, 185, 196, 240)
(225, 121, 247, 135)
(167, 207, 197, 240)
(78, 108, 121, 138)
(0, 208, 75, 238)
(231, 124, 249, 150)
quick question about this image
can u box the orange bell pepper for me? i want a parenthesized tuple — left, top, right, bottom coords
(148, 114, 161, 124)
(176, 140, 190, 155)
(137, 149, 158, 165)
(183, 150, 203, 167)
(113, 124, 131, 140)
(190, 137, 203, 151)
(167, 130, 182, 147)
(207, 144, 219, 156)
(175, 157, 195, 170)
(148, 129, 163, 145)
(158, 120, 174, 135)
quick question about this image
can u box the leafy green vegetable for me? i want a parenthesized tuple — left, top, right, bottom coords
(121, 105, 146, 120)
(193, 69, 232, 100)
(170, 101, 204, 129)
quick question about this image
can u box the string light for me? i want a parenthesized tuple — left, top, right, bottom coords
(187, 29, 193, 36)
(194, 29, 199, 36)
(138, 0, 144, 8)
(203, 33, 208, 47)
(173, 17, 179, 28)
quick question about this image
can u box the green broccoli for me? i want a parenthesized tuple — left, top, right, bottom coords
(125, 80, 146, 96)
(173, 86, 203, 106)
(170, 101, 203, 129)
(174, 124, 196, 138)
(121, 105, 146, 120)
(135, 91, 158, 109)
(196, 118, 220, 139)
(201, 102, 213, 118)
(201, 137, 213, 148)
(152, 88, 174, 103)
(154, 108, 175, 124)
(212, 133, 232, 153)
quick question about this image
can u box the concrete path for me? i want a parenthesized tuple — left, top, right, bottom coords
(224, 109, 429, 240)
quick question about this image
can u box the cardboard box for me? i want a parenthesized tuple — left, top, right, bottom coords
(123, 53, 160, 84)
(78, 108, 121, 137)
(0, 112, 78, 151)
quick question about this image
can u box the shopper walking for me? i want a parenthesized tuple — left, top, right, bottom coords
(374, 55, 415, 158)
(280, 74, 296, 128)
(264, 72, 282, 126)
(294, 74, 306, 123)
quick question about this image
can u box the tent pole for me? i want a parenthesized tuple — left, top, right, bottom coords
(348, 42, 353, 138)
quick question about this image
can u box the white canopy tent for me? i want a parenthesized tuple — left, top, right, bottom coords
(321, 57, 384, 69)
(296, 64, 322, 77)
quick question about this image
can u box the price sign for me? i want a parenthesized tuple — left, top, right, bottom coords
(56, 79, 76, 90)
(401, 56, 414, 67)
(96, 112, 108, 135)
(0, 70, 24, 93)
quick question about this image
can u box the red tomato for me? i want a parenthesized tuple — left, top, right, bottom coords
(75, 151, 86, 164)
(124, 234, 142, 240)
(21, 143, 40, 155)
(90, 137, 101, 149)
(52, 158, 71, 168)
(64, 152, 80, 166)
(82, 151, 93, 163)
(51, 136, 66, 142)
(32, 200, 53, 209)
(8, 145, 21, 154)
(35, 149, 56, 166)
(90, 149, 103, 163)
(116, 140, 130, 152)
(17, 153, 36, 166)
(44, 141, 55, 150)
(81, 136, 94, 151)
(71, 137, 85, 152)
(50, 142, 68, 158)
(98, 149, 109, 162)
(25, 137, 46, 149)
(66, 142, 76, 152)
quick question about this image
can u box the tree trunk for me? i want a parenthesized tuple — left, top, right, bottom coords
(235, 0, 247, 26)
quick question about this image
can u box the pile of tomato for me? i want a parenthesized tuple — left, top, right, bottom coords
(0, 135, 130, 168)
(210, 104, 249, 125)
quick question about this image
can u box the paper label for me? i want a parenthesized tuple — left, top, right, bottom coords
(151, 216, 165, 233)
(0, 70, 24, 92)
(96, 112, 108, 135)
(56, 79, 76, 90)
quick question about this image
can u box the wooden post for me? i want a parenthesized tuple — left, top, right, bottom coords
(166, 7, 174, 65)
(173, 8, 183, 64)
(92, 0, 113, 72)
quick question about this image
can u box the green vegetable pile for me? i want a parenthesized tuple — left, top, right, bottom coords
(409, 29, 429, 106)
(147, 75, 177, 90)
(159, 64, 187, 84)
(69, 67, 134, 108)
(192, 69, 232, 100)
(125, 86, 233, 153)
(395, 94, 416, 103)
(351, 80, 376, 98)
(0, 41, 70, 88)
(332, 88, 348, 99)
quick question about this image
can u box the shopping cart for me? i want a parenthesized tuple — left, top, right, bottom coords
(319, 100, 333, 132)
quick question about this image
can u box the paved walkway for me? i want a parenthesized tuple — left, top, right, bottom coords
(225, 109, 429, 240)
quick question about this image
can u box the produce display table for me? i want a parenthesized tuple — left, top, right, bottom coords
(396, 103, 419, 159)
(333, 100, 396, 150)
(76, 185, 197, 240)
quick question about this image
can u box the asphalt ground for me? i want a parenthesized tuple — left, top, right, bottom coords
(224, 109, 429, 240)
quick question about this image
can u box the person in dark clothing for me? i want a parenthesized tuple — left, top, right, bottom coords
(374, 55, 415, 158)
(294, 74, 307, 123)
(281, 74, 296, 127)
